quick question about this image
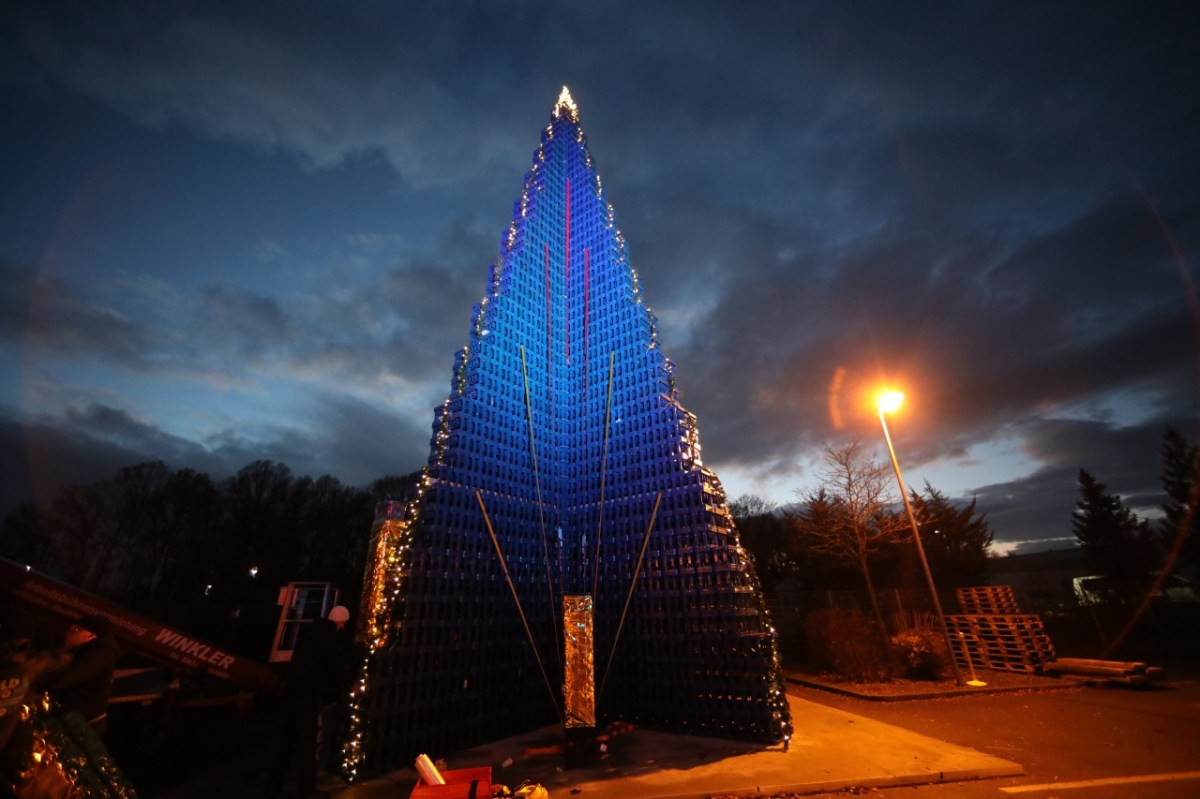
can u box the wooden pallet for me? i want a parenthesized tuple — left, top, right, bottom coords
(956, 585, 1021, 615)
(946, 613, 1055, 673)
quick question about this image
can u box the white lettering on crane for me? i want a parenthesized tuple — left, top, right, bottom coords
(153, 628, 236, 670)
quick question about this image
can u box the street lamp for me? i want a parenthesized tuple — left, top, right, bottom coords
(876, 390, 965, 686)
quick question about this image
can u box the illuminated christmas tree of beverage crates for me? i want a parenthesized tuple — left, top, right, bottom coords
(344, 88, 791, 777)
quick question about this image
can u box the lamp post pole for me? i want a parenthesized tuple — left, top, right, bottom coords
(877, 398, 964, 686)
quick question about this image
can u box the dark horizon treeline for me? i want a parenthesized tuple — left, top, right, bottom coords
(731, 485, 994, 595)
(1069, 425, 1200, 601)
(5, 425, 1197, 659)
(0, 459, 416, 659)
(735, 425, 1200, 604)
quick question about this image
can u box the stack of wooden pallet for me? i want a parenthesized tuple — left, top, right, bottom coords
(947, 586, 1056, 674)
(956, 585, 1022, 615)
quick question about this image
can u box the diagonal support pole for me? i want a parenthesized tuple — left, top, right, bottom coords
(597, 491, 662, 703)
(476, 489, 563, 721)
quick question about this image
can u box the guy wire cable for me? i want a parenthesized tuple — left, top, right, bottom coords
(476, 489, 562, 721)
(597, 491, 662, 703)
(520, 344, 562, 671)
(592, 350, 616, 601)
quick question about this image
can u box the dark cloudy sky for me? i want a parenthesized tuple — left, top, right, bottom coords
(2, 1, 1197, 553)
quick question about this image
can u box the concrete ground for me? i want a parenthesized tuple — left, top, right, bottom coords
(332, 694, 1022, 799)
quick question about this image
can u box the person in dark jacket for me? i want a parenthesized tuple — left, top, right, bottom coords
(263, 606, 349, 798)
(46, 614, 118, 732)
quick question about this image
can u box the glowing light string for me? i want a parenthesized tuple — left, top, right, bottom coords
(553, 85, 579, 122)
(341, 478, 426, 780)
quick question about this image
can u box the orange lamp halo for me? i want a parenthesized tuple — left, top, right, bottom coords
(877, 390, 905, 414)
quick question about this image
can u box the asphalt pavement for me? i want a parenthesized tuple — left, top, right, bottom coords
(787, 659, 1200, 799)
(141, 657, 1200, 798)
(164, 692, 1022, 798)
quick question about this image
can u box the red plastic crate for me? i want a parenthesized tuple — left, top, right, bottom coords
(410, 766, 492, 799)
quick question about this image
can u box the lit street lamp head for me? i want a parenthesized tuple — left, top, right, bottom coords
(877, 390, 904, 415)
(873, 384, 965, 686)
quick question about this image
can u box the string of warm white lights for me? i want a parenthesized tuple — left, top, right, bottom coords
(341, 472, 429, 781)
